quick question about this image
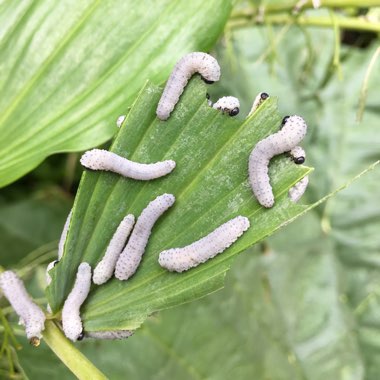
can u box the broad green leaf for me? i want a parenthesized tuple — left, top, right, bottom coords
(0, 191, 72, 267)
(47, 76, 311, 332)
(212, 24, 380, 379)
(0, 0, 231, 188)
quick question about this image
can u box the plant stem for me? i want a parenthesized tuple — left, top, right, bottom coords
(357, 46, 380, 121)
(232, 0, 380, 16)
(42, 320, 108, 380)
(229, 14, 380, 33)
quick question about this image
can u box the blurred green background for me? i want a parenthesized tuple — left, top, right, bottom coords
(1, 0, 380, 379)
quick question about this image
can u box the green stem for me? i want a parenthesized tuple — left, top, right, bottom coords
(232, 0, 380, 15)
(229, 14, 380, 33)
(42, 320, 108, 380)
(357, 46, 380, 121)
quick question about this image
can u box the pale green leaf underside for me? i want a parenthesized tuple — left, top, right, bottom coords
(47, 77, 312, 332)
(0, 0, 231, 187)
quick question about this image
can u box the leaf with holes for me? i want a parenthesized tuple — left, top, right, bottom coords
(0, 0, 231, 187)
(46, 77, 312, 333)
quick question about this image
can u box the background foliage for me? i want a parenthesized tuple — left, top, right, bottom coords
(1, 0, 380, 379)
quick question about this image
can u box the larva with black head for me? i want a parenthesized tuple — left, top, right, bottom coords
(156, 52, 221, 120)
(80, 149, 176, 181)
(212, 96, 240, 116)
(0, 271, 46, 345)
(248, 92, 270, 116)
(61, 262, 92, 342)
(289, 146, 305, 165)
(288, 146, 309, 202)
(158, 216, 250, 272)
(115, 193, 175, 281)
(248, 115, 308, 208)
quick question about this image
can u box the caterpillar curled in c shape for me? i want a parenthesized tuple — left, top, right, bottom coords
(156, 52, 221, 120)
(248, 115, 308, 208)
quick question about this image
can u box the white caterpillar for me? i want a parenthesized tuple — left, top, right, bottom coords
(62, 262, 92, 342)
(158, 216, 250, 272)
(115, 193, 175, 280)
(289, 145, 305, 165)
(288, 145, 309, 202)
(212, 96, 240, 116)
(156, 52, 221, 120)
(93, 214, 135, 285)
(80, 149, 176, 181)
(85, 330, 134, 340)
(248, 115, 308, 208)
(0, 271, 46, 345)
(116, 115, 126, 128)
(248, 92, 269, 117)
(289, 176, 309, 202)
(58, 210, 72, 260)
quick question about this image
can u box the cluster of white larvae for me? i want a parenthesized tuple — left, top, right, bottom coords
(1, 52, 310, 345)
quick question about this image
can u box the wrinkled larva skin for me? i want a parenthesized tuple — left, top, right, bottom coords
(249, 115, 308, 208)
(115, 194, 175, 281)
(158, 216, 250, 272)
(62, 263, 92, 342)
(248, 92, 270, 117)
(85, 330, 134, 340)
(93, 214, 135, 285)
(0, 271, 46, 341)
(212, 96, 240, 116)
(80, 149, 176, 181)
(156, 52, 221, 120)
(58, 210, 72, 260)
(289, 176, 309, 202)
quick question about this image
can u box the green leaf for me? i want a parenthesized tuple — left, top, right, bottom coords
(0, 191, 72, 267)
(47, 76, 311, 332)
(0, 0, 231, 188)
(212, 24, 380, 379)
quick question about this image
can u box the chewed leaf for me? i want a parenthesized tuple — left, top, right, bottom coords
(46, 77, 312, 332)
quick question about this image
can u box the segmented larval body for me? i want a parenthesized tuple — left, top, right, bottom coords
(213, 96, 240, 116)
(93, 214, 135, 285)
(156, 52, 220, 120)
(61, 263, 92, 342)
(80, 149, 176, 180)
(248, 115, 308, 208)
(0, 271, 46, 343)
(115, 194, 175, 280)
(158, 216, 250, 272)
